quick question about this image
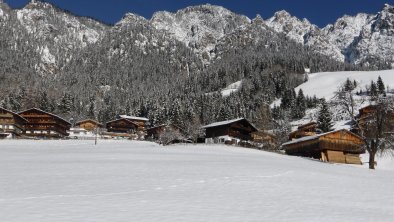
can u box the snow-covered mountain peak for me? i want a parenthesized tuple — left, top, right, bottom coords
(373, 3, 394, 32)
(151, 4, 251, 63)
(252, 14, 264, 23)
(272, 10, 292, 19)
(336, 3, 394, 65)
(180, 4, 233, 16)
(24, 0, 53, 10)
(383, 3, 394, 11)
(116, 12, 148, 27)
(322, 13, 373, 51)
(0, 0, 9, 19)
(266, 9, 317, 44)
(13, 0, 108, 74)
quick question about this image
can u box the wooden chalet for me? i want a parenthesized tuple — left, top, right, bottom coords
(18, 108, 71, 138)
(202, 118, 258, 144)
(106, 118, 139, 134)
(0, 107, 28, 138)
(282, 129, 365, 164)
(145, 124, 183, 140)
(251, 130, 277, 146)
(119, 115, 149, 131)
(75, 119, 103, 131)
(289, 122, 318, 140)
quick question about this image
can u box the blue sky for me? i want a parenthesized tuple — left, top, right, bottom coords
(5, 0, 393, 27)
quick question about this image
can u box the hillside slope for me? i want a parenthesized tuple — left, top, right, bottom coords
(296, 69, 394, 100)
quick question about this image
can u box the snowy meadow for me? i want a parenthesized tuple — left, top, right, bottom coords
(1, 140, 393, 222)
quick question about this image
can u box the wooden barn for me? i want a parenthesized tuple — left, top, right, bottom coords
(145, 124, 183, 140)
(18, 108, 71, 138)
(75, 119, 103, 131)
(282, 129, 365, 164)
(106, 118, 139, 134)
(289, 122, 318, 140)
(0, 107, 28, 138)
(202, 118, 257, 144)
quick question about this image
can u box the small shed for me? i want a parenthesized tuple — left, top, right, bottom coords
(202, 118, 257, 144)
(75, 119, 103, 131)
(282, 129, 365, 164)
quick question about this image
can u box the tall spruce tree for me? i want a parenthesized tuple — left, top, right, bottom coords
(377, 76, 386, 97)
(293, 89, 306, 119)
(369, 80, 378, 99)
(317, 99, 333, 133)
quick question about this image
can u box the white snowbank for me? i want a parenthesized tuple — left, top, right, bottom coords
(0, 140, 393, 222)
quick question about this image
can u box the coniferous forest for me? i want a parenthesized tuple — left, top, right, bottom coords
(0, 1, 391, 137)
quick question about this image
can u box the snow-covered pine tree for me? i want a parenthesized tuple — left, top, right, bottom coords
(317, 99, 333, 133)
(38, 91, 55, 112)
(369, 80, 378, 99)
(293, 89, 306, 119)
(377, 76, 386, 97)
(344, 78, 354, 92)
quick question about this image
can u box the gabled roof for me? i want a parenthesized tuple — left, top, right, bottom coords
(297, 122, 317, 130)
(0, 107, 28, 122)
(18, 108, 71, 126)
(119, 115, 149, 122)
(282, 129, 363, 146)
(201, 118, 258, 131)
(106, 118, 139, 126)
(75, 119, 103, 126)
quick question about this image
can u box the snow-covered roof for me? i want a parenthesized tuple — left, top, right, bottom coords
(282, 129, 362, 146)
(202, 118, 257, 130)
(282, 134, 321, 146)
(18, 108, 71, 125)
(119, 115, 149, 122)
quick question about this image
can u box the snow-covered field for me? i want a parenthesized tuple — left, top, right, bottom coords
(1, 140, 393, 222)
(297, 69, 394, 100)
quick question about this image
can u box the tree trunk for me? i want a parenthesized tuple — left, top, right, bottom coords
(369, 152, 376, 170)
(369, 144, 376, 170)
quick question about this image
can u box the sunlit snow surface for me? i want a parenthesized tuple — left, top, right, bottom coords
(1, 140, 393, 222)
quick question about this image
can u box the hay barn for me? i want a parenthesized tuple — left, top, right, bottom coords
(282, 129, 365, 164)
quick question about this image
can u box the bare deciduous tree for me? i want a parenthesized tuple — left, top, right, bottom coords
(334, 89, 394, 169)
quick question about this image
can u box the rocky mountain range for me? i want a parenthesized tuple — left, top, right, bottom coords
(0, 0, 393, 127)
(1, 0, 393, 74)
